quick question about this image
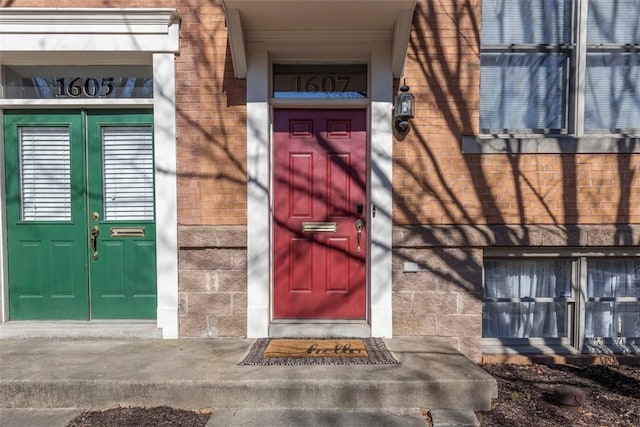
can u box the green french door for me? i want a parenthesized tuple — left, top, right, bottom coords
(4, 110, 156, 320)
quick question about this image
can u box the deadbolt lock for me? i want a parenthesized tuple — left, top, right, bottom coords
(91, 212, 99, 221)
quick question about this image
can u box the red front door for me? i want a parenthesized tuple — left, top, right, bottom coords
(273, 109, 367, 319)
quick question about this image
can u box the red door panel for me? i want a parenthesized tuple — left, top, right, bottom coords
(273, 109, 366, 319)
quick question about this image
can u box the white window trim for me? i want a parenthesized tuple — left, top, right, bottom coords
(0, 8, 180, 338)
(483, 249, 640, 355)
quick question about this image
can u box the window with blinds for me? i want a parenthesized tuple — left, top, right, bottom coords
(19, 127, 71, 221)
(480, 0, 640, 136)
(480, 0, 572, 134)
(585, 0, 640, 132)
(102, 127, 154, 221)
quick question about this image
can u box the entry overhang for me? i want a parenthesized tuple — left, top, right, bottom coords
(221, 0, 416, 78)
(0, 8, 180, 55)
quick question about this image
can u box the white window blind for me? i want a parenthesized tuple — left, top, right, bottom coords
(585, 0, 640, 132)
(481, 0, 571, 45)
(480, 0, 572, 133)
(102, 127, 154, 221)
(19, 127, 71, 221)
(480, 54, 567, 131)
(587, 0, 640, 44)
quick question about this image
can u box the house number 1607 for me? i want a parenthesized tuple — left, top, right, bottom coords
(293, 75, 351, 92)
(56, 77, 115, 97)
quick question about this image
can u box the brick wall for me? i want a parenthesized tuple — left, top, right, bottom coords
(176, 3, 248, 227)
(397, 1, 640, 227)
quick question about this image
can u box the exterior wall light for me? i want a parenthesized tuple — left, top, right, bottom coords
(394, 82, 414, 133)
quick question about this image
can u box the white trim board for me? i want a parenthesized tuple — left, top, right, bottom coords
(245, 42, 394, 338)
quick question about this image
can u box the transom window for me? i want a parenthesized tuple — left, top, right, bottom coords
(272, 64, 367, 99)
(483, 254, 640, 354)
(480, 0, 640, 136)
(2, 65, 153, 99)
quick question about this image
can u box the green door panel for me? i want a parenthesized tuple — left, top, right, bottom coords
(4, 111, 88, 319)
(86, 111, 157, 319)
(90, 238, 157, 318)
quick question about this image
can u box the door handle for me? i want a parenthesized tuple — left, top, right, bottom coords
(355, 218, 364, 253)
(90, 226, 100, 260)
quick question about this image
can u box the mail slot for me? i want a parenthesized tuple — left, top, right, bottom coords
(110, 227, 146, 237)
(302, 222, 337, 233)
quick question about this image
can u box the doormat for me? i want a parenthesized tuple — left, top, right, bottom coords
(240, 338, 398, 366)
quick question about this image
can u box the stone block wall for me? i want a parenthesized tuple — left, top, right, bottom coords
(178, 226, 247, 337)
(392, 226, 484, 361)
(392, 224, 640, 362)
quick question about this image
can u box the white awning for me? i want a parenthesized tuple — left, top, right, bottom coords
(221, 0, 416, 78)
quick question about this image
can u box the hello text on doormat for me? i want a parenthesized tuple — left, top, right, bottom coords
(265, 339, 368, 358)
(239, 338, 399, 366)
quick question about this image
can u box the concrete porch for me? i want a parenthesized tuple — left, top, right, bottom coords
(0, 334, 497, 424)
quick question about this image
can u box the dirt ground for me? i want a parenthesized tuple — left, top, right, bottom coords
(66, 406, 211, 427)
(475, 363, 640, 427)
(65, 363, 640, 427)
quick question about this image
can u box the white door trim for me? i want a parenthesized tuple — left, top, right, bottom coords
(245, 42, 394, 338)
(0, 8, 180, 338)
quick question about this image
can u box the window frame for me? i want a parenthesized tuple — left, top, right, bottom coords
(478, 0, 639, 140)
(581, 256, 640, 353)
(482, 254, 578, 354)
(482, 249, 640, 355)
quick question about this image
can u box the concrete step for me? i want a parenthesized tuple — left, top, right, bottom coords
(0, 321, 162, 339)
(0, 408, 82, 427)
(430, 409, 480, 427)
(0, 338, 497, 412)
(206, 408, 429, 427)
(0, 407, 482, 427)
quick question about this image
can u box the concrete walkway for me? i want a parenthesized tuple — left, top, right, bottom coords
(0, 337, 496, 426)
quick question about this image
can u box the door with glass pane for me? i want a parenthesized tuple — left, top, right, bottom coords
(86, 111, 156, 318)
(4, 110, 156, 320)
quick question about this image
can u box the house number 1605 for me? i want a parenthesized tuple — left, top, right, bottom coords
(56, 77, 115, 97)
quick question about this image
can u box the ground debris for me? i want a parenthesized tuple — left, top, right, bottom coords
(476, 363, 640, 427)
(65, 405, 211, 427)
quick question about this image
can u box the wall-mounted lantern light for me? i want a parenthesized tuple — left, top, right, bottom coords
(394, 82, 414, 133)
